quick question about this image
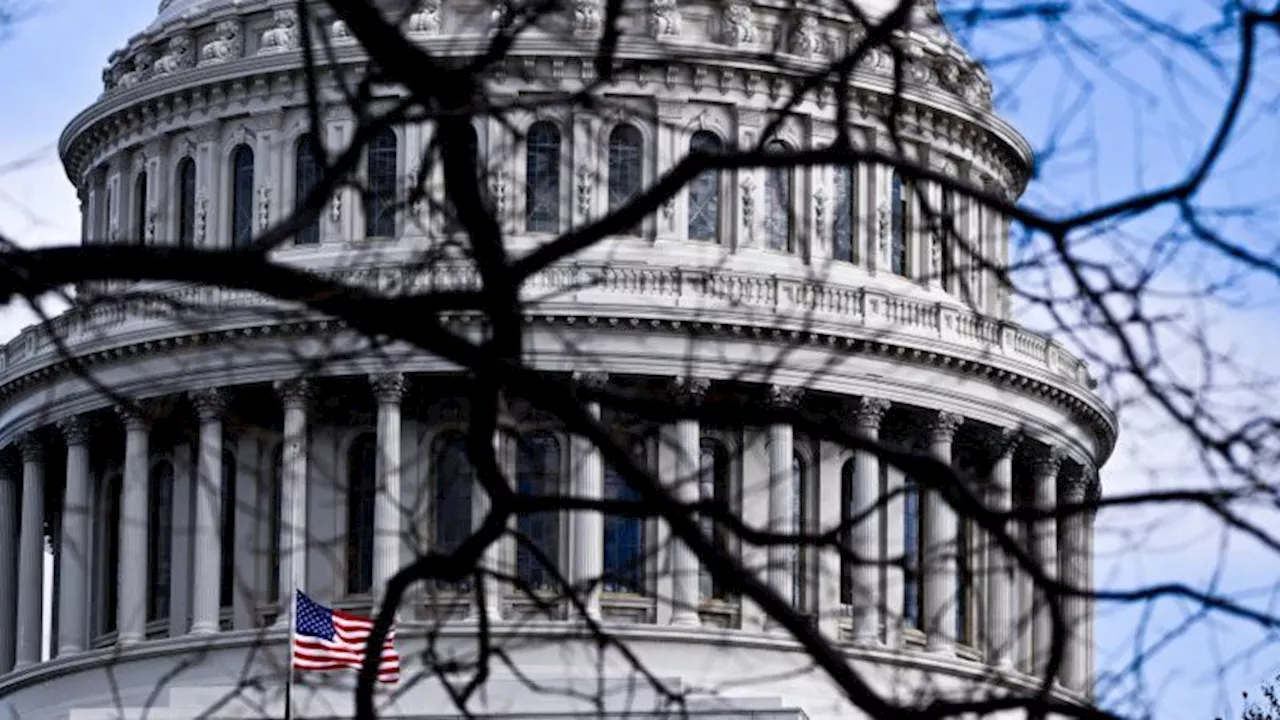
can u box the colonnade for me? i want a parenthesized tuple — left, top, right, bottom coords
(0, 372, 1096, 695)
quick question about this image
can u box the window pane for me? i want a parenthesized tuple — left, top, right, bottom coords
(699, 438, 733, 600)
(687, 131, 722, 241)
(832, 166, 856, 263)
(133, 171, 148, 245)
(268, 447, 283, 602)
(525, 121, 561, 233)
(365, 129, 398, 238)
(346, 434, 377, 595)
(434, 434, 475, 554)
(839, 459, 855, 604)
(147, 461, 174, 623)
(177, 159, 197, 247)
(941, 190, 955, 291)
(891, 172, 908, 276)
(791, 454, 804, 606)
(230, 144, 255, 247)
(607, 125, 643, 234)
(220, 453, 237, 609)
(903, 476, 920, 628)
(764, 141, 792, 252)
(516, 432, 561, 591)
(294, 136, 322, 245)
(603, 440, 645, 594)
(102, 474, 121, 633)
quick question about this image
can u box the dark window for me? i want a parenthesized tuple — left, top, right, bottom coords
(230, 144, 255, 247)
(903, 475, 921, 629)
(839, 459, 855, 604)
(147, 461, 174, 623)
(607, 124, 643, 234)
(687, 131, 723, 241)
(833, 166, 858, 263)
(268, 446, 283, 602)
(364, 128, 398, 238)
(220, 451, 237, 609)
(433, 433, 475, 555)
(525, 121, 561, 233)
(294, 135, 322, 245)
(603, 439, 645, 594)
(699, 438, 734, 600)
(176, 158, 197, 247)
(940, 189, 955, 291)
(104, 185, 114, 242)
(956, 515, 971, 644)
(764, 140, 794, 252)
(791, 453, 807, 607)
(133, 171, 148, 245)
(891, 171, 909, 276)
(101, 472, 122, 633)
(515, 432, 561, 591)
(346, 433, 377, 595)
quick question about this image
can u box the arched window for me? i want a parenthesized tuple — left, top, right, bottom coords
(607, 124, 643, 234)
(764, 140, 794, 252)
(346, 433, 377, 595)
(890, 171, 909, 276)
(99, 472, 122, 634)
(687, 130, 723, 241)
(699, 438, 733, 600)
(176, 158, 197, 247)
(525, 121, 561, 233)
(515, 432, 561, 591)
(268, 445, 283, 603)
(791, 453, 809, 607)
(432, 433, 474, 554)
(603, 439, 645, 594)
(230, 144, 255, 247)
(903, 475, 922, 629)
(220, 450, 237, 610)
(147, 460, 174, 624)
(940, 189, 955, 291)
(839, 459, 855, 605)
(365, 128, 398, 238)
(104, 184, 114, 242)
(133, 171, 148, 245)
(833, 166, 858, 263)
(294, 135, 322, 245)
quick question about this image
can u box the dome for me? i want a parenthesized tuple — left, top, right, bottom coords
(9, 2, 1106, 719)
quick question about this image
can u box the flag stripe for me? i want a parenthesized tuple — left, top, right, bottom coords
(291, 591, 400, 684)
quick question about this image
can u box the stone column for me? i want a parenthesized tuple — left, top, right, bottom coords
(371, 373, 407, 608)
(669, 377, 708, 627)
(921, 410, 964, 655)
(15, 437, 45, 668)
(984, 429, 1021, 669)
(1030, 444, 1064, 678)
(571, 372, 606, 622)
(274, 379, 311, 626)
(0, 458, 17, 672)
(190, 389, 225, 635)
(57, 417, 93, 656)
(848, 397, 890, 643)
(117, 406, 150, 645)
(1059, 464, 1091, 691)
(766, 385, 801, 623)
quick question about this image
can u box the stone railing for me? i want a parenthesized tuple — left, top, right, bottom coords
(0, 260, 1097, 395)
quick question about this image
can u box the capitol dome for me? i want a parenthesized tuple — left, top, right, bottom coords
(0, 1, 1113, 718)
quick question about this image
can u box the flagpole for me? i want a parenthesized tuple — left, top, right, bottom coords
(285, 586, 297, 720)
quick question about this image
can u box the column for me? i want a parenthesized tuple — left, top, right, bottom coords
(1030, 444, 1063, 678)
(1059, 465, 1091, 691)
(117, 406, 150, 645)
(190, 389, 225, 635)
(983, 428, 1021, 669)
(669, 377, 707, 627)
(921, 410, 963, 655)
(849, 397, 890, 643)
(1085, 505, 1097, 696)
(766, 385, 801, 626)
(57, 417, 93, 655)
(274, 379, 311, 626)
(0, 459, 17, 672)
(371, 374, 407, 609)
(15, 436, 44, 668)
(571, 373, 606, 622)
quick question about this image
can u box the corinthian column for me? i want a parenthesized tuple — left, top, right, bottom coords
(273, 379, 311, 626)
(371, 373, 407, 609)
(571, 372, 606, 622)
(1030, 444, 1064, 679)
(848, 397, 890, 644)
(57, 417, 93, 656)
(921, 410, 963, 655)
(984, 428, 1021, 669)
(669, 376, 708, 627)
(766, 385, 802, 626)
(1058, 463, 1092, 691)
(15, 436, 45, 668)
(117, 405, 150, 645)
(190, 389, 225, 635)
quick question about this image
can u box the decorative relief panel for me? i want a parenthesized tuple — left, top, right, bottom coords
(199, 19, 243, 67)
(258, 9, 300, 55)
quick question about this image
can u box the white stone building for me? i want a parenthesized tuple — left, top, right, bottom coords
(0, 0, 1115, 718)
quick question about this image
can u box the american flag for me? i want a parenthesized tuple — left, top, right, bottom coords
(292, 590, 400, 683)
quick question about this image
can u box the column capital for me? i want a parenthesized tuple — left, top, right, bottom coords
(56, 416, 93, 446)
(1031, 444, 1065, 479)
(190, 388, 227, 422)
(17, 435, 43, 464)
(767, 384, 803, 409)
(274, 377, 313, 409)
(1059, 466, 1090, 504)
(854, 396, 891, 431)
(114, 403, 150, 432)
(370, 372, 408, 404)
(672, 375, 710, 405)
(987, 426, 1023, 458)
(926, 410, 965, 443)
(573, 371, 610, 392)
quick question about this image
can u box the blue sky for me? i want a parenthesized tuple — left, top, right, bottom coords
(1, 2, 1278, 718)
